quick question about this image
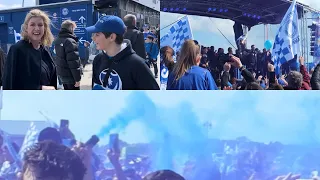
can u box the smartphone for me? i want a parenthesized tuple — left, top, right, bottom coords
(109, 133, 119, 152)
(85, 135, 99, 148)
(60, 119, 69, 128)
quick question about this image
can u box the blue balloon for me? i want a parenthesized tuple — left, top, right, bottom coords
(264, 40, 273, 50)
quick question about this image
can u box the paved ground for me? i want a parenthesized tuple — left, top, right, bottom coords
(80, 59, 160, 90)
(80, 64, 93, 90)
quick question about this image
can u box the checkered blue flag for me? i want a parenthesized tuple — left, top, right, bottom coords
(160, 16, 193, 90)
(18, 122, 39, 160)
(160, 16, 193, 53)
(272, 0, 300, 75)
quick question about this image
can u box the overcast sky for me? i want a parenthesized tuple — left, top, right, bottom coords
(0, 0, 35, 9)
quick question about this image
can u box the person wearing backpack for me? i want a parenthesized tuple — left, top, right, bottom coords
(145, 35, 159, 78)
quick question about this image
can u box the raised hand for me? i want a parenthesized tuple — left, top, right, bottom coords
(71, 141, 92, 167)
(299, 56, 305, 65)
(230, 55, 243, 69)
(107, 148, 121, 165)
(268, 63, 275, 72)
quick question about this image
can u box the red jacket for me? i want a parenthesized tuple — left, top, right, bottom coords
(300, 65, 311, 90)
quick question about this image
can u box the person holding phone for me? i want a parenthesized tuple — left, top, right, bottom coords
(107, 134, 127, 180)
(3, 9, 57, 90)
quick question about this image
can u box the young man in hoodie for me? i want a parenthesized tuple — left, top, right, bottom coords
(85, 15, 159, 90)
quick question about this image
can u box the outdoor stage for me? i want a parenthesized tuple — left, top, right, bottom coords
(160, 0, 320, 66)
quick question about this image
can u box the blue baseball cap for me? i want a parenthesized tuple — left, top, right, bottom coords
(85, 15, 126, 35)
(143, 24, 149, 28)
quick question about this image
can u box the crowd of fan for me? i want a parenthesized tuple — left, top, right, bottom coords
(0, 127, 186, 180)
(161, 40, 320, 90)
(1, 127, 320, 180)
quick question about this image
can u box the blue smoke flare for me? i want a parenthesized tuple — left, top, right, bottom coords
(97, 91, 213, 177)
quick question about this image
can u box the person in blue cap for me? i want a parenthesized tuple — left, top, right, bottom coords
(85, 15, 159, 90)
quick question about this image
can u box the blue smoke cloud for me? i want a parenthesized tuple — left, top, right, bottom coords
(97, 91, 212, 176)
(97, 91, 157, 137)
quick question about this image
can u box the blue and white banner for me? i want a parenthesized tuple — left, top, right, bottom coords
(160, 16, 193, 90)
(272, 0, 300, 75)
(160, 16, 193, 53)
(19, 122, 39, 160)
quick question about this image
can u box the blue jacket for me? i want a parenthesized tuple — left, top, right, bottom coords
(167, 66, 218, 90)
(145, 42, 159, 60)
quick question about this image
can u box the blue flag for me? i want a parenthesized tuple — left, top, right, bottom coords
(160, 16, 193, 53)
(160, 16, 194, 90)
(272, 0, 300, 75)
(19, 122, 39, 160)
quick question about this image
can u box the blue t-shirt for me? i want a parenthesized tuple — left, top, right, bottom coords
(166, 66, 218, 90)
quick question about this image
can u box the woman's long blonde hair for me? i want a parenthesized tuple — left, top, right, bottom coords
(172, 40, 200, 81)
(21, 9, 54, 47)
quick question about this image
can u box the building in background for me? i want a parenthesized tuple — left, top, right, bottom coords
(0, 0, 159, 57)
(94, 0, 160, 29)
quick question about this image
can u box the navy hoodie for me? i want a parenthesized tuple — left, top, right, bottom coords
(92, 40, 159, 90)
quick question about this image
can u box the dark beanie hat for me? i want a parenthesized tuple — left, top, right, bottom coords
(38, 127, 62, 144)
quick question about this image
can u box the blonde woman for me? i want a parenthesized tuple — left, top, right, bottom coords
(167, 40, 217, 90)
(3, 9, 57, 90)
